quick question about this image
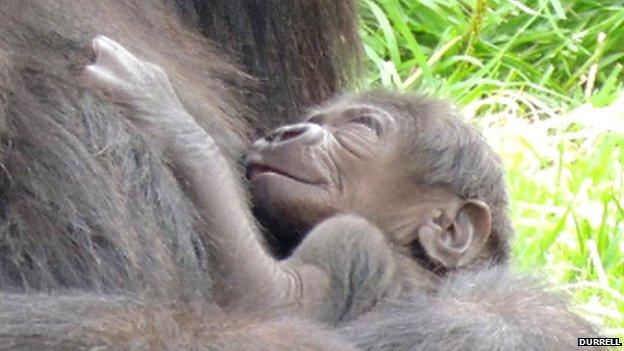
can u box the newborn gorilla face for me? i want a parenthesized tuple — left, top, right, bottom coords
(246, 99, 409, 243)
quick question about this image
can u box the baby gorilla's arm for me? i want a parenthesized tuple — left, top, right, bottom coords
(81, 36, 299, 309)
(79, 37, 402, 321)
(290, 215, 416, 324)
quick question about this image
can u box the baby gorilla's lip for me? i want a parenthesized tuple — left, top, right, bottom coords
(245, 162, 319, 185)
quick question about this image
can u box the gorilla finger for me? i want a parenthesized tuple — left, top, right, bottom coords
(80, 65, 127, 98)
(95, 35, 138, 57)
(91, 36, 140, 74)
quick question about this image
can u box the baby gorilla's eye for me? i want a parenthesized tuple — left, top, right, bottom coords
(349, 116, 382, 136)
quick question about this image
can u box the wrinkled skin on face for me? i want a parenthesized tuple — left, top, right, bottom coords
(246, 99, 442, 256)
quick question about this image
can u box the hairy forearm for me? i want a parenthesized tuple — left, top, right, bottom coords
(162, 115, 284, 303)
(161, 116, 248, 234)
(160, 115, 309, 310)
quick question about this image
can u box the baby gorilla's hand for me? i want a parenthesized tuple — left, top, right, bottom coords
(80, 36, 194, 135)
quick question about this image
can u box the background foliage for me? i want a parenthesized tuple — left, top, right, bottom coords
(358, 0, 624, 336)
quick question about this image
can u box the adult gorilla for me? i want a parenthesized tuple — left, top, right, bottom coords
(0, 0, 358, 295)
(0, 1, 360, 349)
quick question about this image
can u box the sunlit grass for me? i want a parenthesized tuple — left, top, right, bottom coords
(359, 0, 624, 336)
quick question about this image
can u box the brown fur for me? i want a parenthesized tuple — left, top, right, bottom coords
(0, 1, 362, 349)
(175, 0, 361, 130)
(0, 293, 357, 350)
(0, 0, 359, 295)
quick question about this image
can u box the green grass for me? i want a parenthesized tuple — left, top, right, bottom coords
(358, 0, 624, 337)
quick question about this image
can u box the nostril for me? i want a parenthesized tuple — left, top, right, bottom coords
(264, 125, 308, 143)
(280, 127, 305, 141)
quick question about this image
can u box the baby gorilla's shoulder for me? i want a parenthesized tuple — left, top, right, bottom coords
(289, 215, 409, 323)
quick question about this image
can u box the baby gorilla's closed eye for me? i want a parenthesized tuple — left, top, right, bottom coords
(349, 115, 382, 136)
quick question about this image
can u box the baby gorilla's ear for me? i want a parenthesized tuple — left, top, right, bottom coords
(417, 200, 492, 268)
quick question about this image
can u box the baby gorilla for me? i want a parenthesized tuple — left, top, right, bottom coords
(82, 35, 500, 321)
(82, 36, 604, 349)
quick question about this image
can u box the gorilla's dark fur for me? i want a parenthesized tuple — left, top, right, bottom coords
(341, 266, 601, 350)
(0, 0, 358, 296)
(174, 0, 360, 130)
(0, 293, 358, 350)
(0, 1, 365, 348)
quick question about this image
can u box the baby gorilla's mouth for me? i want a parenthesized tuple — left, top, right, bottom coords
(246, 163, 317, 185)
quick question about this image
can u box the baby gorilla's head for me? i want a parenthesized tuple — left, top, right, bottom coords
(246, 92, 512, 269)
